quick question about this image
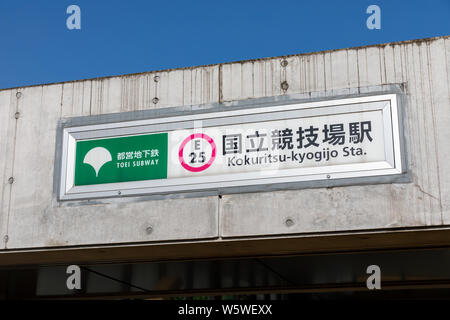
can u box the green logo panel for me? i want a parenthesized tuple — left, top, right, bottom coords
(74, 133, 168, 186)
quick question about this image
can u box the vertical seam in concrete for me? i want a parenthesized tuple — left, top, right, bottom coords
(217, 195, 222, 240)
(303, 56, 307, 93)
(137, 76, 140, 110)
(4, 89, 22, 247)
(194, 70, 197, 105)
(399, 44, 408, 227)
(411, 44, 427, 225)
(154, 74, 159, 108)
(148, 72, 151, 109)
(190, 70, 193, 106)
(356, 49, 360, 93)
(378, 47, 384, 84)
(393, 46, 397, 83)
(426, 41, 444, 223)
(201, 69, 205, 105)
(210, 67, 213, 102)
(329, 52, 333, 92)
(418, 44, 432, 224)
(270, 59, 275, 96)
(0, 90, 12, 248)
(99, 80, 104, 114)
(346, 49, 350, 88)
(313, 55, 317, 92)
(218, 64, 223, 105)
(240, 63, 243, 99)
(32, 86, 45, 244)
(252, 62, 255, 98)
(120, 78, 124, 110)
(403, 44, 416, 226)
(365, 48, 369, 88)
(400, 45, 405, 83)
(131, 76, 135, 111)
(60, 84, 64, 116)
(322, 53, 326, 92)
(382, 46, 387, 84)
(81, 81, 85, 115)
(446, 38, 450, 102)
(301, 56, 305, 92)
(181, 70, 185, 107)
(261, 61, 267, 97)
(139, 74, 143, 110)
(71, 82, 75, 116)
(89, 80, 93, 116)
(130, 77, 134, 111)
(385, 45, 395, 225)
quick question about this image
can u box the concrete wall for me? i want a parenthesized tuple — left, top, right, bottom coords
(0, 36, 449, 262)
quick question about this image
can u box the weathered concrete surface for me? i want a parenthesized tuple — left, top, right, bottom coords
(0, 36, 449, 258)
(220, 37, 449, 237)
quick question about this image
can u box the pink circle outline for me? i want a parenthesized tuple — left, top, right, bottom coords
(178, 133, 216, 172)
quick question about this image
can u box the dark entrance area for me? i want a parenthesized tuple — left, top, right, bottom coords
(2, 247, 450, 300)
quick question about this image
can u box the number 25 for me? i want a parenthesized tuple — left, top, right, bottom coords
(189, 152, 206, 164)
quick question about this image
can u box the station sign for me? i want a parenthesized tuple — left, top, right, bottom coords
(58, 94, 404, 200)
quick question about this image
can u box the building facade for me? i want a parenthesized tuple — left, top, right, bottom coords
(0, 35, 449, 299)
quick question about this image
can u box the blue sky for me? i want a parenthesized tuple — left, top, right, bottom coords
(0, 0, 449, 89)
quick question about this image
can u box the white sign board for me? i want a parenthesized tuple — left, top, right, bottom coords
(59, 94, 403, 200)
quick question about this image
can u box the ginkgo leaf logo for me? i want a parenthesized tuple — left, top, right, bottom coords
(83, 147, 112, 177)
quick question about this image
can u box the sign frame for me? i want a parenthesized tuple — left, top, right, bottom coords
(57, 92, 406, 201)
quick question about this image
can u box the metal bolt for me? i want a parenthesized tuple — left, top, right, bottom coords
(281, 59, 288, 67)
(14, 112, 20, 119)
(153, 75, 160, 82)
(117, 190, 122, 195)
(285, 218, 294, 227)
(326, 174, 331, 179)
(16, 92, 22, 98)
(8, 177, 14, 184)
(281, 81, 289, 91)
(146, 226, 153, 235)
(152, 97, 159, 104)
(3, 235, 8, 243)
